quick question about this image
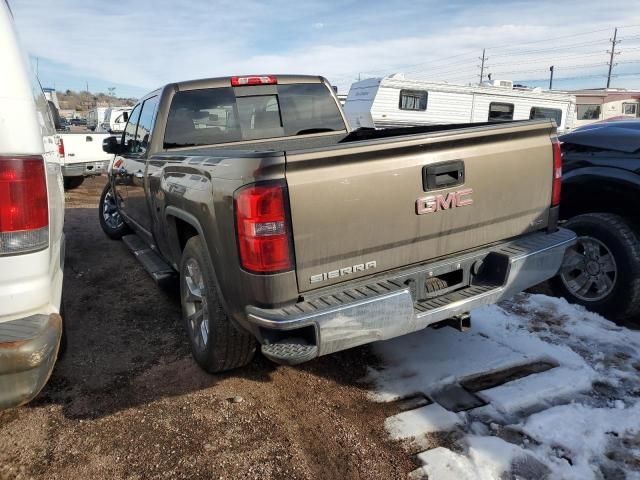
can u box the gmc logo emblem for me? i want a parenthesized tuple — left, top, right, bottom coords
(416, 188, 473, 215)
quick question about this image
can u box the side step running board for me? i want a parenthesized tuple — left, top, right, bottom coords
(122, 235, 175, 284)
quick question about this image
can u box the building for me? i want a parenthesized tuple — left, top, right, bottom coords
(42, 87, 59, 109)
(571, 88, 640, 128)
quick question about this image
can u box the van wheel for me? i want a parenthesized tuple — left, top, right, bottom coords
(180, 236, 256, 372)
(63, 176, 84, 190)
(99, 182, 130, 239)
(551, 213, 640, 322)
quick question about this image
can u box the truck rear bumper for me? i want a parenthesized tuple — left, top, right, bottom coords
(62, 161, 108, 177)
(245, 228, 576, 364)
(0, 314, 62, 409)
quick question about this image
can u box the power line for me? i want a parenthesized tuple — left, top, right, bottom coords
(489, 38, 610, 58)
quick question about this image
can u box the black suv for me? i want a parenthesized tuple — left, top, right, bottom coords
(552, 120, 640, 322)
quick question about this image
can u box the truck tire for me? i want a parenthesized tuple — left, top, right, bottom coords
(63, 176, 84, 190)
(551, 213, 640, 322)
(98, 182, 130, 239)
(180, 236, 256, 372)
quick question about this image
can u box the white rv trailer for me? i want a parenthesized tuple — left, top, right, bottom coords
(344, 75, 576, 133)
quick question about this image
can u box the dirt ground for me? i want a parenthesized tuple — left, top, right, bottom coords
(0, 176, 416, 480)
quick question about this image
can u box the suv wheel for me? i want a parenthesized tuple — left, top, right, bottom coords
(551, 213, 640, 322)
(180, 236, 256, 372)
(98, 182, 130, 239)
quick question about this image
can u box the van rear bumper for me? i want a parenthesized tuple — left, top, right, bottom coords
(0, 313, 62, 409)
(245, 228, 576, 363)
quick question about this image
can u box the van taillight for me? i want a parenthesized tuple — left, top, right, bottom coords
(57, 138, 65, 157)
(551, 139, 562, 207)
(0, 156, 49, 254)
(234, 181, 293, 273)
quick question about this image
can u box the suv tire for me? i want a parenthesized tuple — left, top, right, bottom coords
(551, 213, 640, 322)
(180, 236, 256, 372)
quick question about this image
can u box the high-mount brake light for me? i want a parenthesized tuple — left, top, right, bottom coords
(0, 156, 49, 255)
(230, 75, 278, 87)
(234, 181, 293, 273)
(551, 138, 562, 207)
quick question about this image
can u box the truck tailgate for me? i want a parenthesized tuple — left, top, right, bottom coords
(285, 121, 555, 292)
(59, 133, 111, 164)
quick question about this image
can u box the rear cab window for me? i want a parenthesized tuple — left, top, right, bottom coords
(163, 82, 346, 149)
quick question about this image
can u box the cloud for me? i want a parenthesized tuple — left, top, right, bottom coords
(10, 0, 640, 95)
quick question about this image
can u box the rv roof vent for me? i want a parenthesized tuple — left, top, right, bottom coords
(495, 80, 513, 89)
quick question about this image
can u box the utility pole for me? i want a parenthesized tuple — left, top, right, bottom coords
(549, 66, 554, 90)
(606, 27, 620, 88)
(479, 48, 487, 85)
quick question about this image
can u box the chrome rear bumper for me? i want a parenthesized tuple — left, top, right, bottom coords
(62, 161, 108, 177)
(246, 228, 576, 361)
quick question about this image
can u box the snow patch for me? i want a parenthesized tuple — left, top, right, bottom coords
(369, 293, 640, 479)
(385, 403, 462, 440)
(478, 366, 596, 414)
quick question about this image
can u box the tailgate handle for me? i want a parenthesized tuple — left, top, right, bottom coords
(423, 161, 465, 190)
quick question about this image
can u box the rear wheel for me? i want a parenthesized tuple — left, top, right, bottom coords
(98, 182, 130, 239)
(180, 236, 256, 372)
(551, 213, 640, 322)
(63, 176, 84, 190)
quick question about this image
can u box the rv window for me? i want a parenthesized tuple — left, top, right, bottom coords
(488, 102, 514, 122)
(399, 90, 427, 111)
(529, 107, 562, 127)
(623, 103, 639, 117)
(576, 104, 601, 120)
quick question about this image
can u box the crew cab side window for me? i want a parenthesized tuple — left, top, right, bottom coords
(122, 104, 142, 154)
(136, 96, 159, 155)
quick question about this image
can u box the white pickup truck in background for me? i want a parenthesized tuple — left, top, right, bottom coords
(56, 131, 111, 189)
(48, 101, 112, 189)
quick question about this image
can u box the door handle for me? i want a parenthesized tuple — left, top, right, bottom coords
(423, 160, 465, 190)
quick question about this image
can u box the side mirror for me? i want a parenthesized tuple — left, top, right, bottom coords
(122, 111, 129, 122)
(102, 136, 122, 154)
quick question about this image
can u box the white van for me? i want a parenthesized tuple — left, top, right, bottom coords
(0, 0, 65, 409)
(99, 107, 132, 134)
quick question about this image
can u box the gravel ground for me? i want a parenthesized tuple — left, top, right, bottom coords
(0, 176, 416, 480)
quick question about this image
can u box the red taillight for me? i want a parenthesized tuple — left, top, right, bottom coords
(0, 157, 49, 254)
(57, 138, 65, 157)
(230, 75, 277, 87)
(234, 182, 293, 273)
(551, 139, 562, 207)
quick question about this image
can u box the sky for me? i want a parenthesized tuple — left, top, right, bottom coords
(10, 0, 640, 100)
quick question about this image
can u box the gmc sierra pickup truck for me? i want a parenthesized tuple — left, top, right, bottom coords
(99, 74, 575, 372)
